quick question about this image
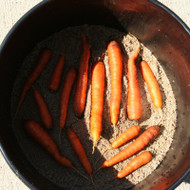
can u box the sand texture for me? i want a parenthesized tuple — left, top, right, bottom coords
(11, 25, 177, 190)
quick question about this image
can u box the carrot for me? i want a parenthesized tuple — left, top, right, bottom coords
(59, 68, 76, 130)
(117, 151, 152, 178)
(101, 125, 159, 168)
(74, 35, 90, 118)
(108, 125, 141, 150)
(127, 43, 142, 120)
(107, 41, 123, 127)
(90, 61, 105, 153)
(48, 52, 65, 91)
(25, 120, 73, 167)
(17, 49, 52, 113)
(67, 128, 92, 175)
(32, 86, 52, 129)
(140, 60, 162, 109)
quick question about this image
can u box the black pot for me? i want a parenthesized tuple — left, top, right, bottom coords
(0, 0, 190, 189)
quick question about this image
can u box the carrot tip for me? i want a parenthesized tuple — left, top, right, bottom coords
(72, 166, 89, 181)
(92, 141, 96, 154)
(94, 166, 102, 174)
(90, 175, 98, 190)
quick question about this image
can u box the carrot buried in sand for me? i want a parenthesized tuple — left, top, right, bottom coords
(108, 125, 141, 150)
(90, 61, 105, 153)
(107, 41, 123, 137)
(67, 128, 93, 175)
(127, 42, 142, 120)
(32, 86, 52, 129)
(16, 49, 52, 114)
(74, 35, 90, 118)
(25, 120, 88, 180)
(101, 125, 159, 168)
(140, 60, 162, 109)
(48, 52, 65, 91)
(117, 151, 152, 178)
(59, 68, 76, 131)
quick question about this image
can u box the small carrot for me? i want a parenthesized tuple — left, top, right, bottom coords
(32, 86, 52, 129)
(67, 128, 92, 175)
(90, 61, 105, 153)
(74, 35, 90, 118)
(107, 41, 123, 127)
(48, 52, 65, 91)
(101, 125, 159, 168)
(25, 120, 73, 167)
(117, 151, 152, 178)
(108, 125, 141, 150)
(17, 49, 52, 113)
(59, 68, 76, 130)
(127, 43, 142, 120)
(140, 60, 162, 109)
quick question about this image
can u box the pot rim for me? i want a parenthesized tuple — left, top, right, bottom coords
(0, 0, 190, 189)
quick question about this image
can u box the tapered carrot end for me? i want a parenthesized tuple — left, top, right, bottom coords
(117, 172, 129, 179)
(72, 166, 89, 181)
(107, 146, 112, 151)
(116, 173, 122, 179)
(92, 141, 97, 154)
(94, 166, 103, 174)
(101, 163, 106, 168)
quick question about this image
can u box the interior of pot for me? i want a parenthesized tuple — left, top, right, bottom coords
(0, 0, 190, 189)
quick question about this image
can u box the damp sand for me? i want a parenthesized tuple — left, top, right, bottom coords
(11, 25, 177, 190)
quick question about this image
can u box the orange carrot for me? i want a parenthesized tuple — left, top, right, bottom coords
(59, 68, 76, 130)
(108, 125, 141, 149)
(140, 60, 162, 109)
(17, 49, 52, 112)
(74, 35, 90, 118)
(67, 128, 92, 175)
(90, 61, 105, 153)
(127, 43, 142, 120)
(48, 52, 65, 91)
(25, 120, 73, 167)
(32, 86, 52, 129)
(101, 125, 159, 168)
(117, 151, 152, 178)
(107, 41, 123, 126)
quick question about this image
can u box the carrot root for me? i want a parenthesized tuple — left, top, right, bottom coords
(71, 166, 89, 181)
(92, 141, 96, 154)
(127, 41, 142, 120)
(108, 40, 123, 127)
(90, 61, 105, 153)
(90, 175, 98, 190)
(94, 166, 102, 174)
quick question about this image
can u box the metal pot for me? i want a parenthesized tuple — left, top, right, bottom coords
(0, 0, 190, 189)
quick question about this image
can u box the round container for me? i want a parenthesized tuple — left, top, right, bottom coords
(0, 0, 190, 189)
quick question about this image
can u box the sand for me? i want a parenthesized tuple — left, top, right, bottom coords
(11, 25, 177, 190)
